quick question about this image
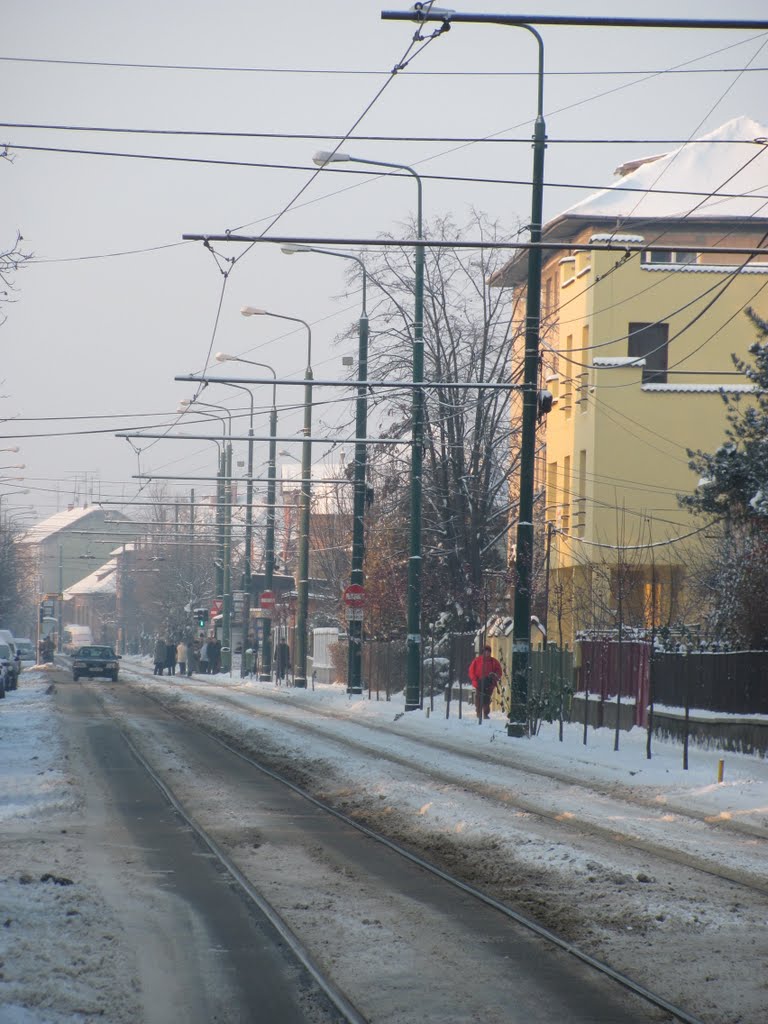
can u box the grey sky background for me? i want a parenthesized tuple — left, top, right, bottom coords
(2, 0, 766, 522)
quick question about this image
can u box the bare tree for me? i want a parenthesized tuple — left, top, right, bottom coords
(2, 149, 33, 326)
(334, 212, 524, 632)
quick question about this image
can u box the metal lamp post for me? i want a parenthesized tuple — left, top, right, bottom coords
(379, 6, 544, 734)
(381, 9, 768, 729)
(281, 243, 369, 696)
(241, 306, 313, 689)
(215, 353, 278, 681)
(180, 398, 233, 673)
(313, 150, 423, 711)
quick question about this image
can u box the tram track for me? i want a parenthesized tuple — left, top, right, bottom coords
(122, 664, 768, 902)
(84, 671, 710, 1024)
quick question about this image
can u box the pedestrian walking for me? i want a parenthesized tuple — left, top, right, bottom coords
(153, 637, 166, 676)
(189, 637, 200, 675)
(176, 640, 188, 677)
(209, 636, 221, 674)
(276, 639, 290, 682)
(199, 638, 209, 675)
(246, 634, 259, 677)
(468, 645, 503, 721)
(165, 638, 177, 676)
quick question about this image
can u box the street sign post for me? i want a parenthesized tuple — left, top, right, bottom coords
(343, 584, 365, 622)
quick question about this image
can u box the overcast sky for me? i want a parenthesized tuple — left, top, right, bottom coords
(2, 0, 767, 523)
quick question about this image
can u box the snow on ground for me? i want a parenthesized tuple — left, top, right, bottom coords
(3, 661, 768, 1022)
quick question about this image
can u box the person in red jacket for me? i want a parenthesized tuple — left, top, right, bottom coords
(468, 645, 503, 721)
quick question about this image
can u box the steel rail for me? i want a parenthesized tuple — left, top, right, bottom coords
(121, 661, 708, 1024)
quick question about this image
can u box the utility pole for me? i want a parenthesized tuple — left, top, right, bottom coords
(57, 544, 63, 653)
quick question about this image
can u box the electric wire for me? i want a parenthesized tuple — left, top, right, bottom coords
(2, 55, 766, 77)
(5, 121, 768, 146)
(19, 143, 768, 209)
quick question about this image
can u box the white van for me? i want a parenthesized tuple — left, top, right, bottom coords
(62, 625, 94, 654)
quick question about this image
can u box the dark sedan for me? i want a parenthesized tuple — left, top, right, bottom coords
(71, 645, 120, 682)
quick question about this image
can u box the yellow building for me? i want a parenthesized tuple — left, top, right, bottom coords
(493, 116, 768, 641)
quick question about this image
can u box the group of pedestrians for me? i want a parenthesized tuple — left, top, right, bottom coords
(152, 635, 224, 677)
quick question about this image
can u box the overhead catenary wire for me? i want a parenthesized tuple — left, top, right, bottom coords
(5, 121, 768, 146)
(555, 518, 719, 551)
(3, 55, 766, 77)
(17, 143, 768, 209)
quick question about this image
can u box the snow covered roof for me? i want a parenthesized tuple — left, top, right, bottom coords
(492, 116, 768, 288)
(19, 506, 136, 547)
(64, 559, 117, 598)
(562, 116, 768, 222)
(19, 506, 104, 545)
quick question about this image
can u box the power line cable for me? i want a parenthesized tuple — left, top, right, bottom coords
(5, 121, 767, 146)
(14, 142, 768, 206)
(2, 55, 765, 77)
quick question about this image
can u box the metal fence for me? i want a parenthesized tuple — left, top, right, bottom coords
(650, 650, 768, 716)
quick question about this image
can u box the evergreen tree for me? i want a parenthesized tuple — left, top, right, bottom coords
(682, 310, 768, 646)
(683, 310, 768, 521)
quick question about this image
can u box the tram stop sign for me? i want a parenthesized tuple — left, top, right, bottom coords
(343, 584, 365, 621)
(260, 590, 276, 611)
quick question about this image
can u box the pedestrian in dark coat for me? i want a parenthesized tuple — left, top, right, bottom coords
(165, 639, 177, 676)
(153, 638, 166, 676)
(210, 637, 221, 674)
(468, 646, 503, 721)
(276, 640, 290, 682)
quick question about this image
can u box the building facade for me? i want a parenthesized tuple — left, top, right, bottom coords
(494, 116, 768, 641)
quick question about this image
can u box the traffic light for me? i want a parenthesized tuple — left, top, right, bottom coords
(194, 608, 209, 629)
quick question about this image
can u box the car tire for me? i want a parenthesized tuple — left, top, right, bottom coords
(73, 673, 79, 682)
(111, 672, 119, 682)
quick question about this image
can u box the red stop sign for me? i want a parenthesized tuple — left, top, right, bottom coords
(343, 584, 366, 607)
(260, 590, 275, 610)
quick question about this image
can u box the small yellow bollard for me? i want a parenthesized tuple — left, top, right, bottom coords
(717, 759, 725, 784)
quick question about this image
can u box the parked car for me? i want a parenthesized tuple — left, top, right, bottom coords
(13, 638, 35, 667)
(71, 645, 120, 682)
(63, 625, 94, 654)
(0, 641, 19, 691)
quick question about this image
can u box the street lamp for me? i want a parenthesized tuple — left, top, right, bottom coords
(215, 352, 278, 681)
(381, 6, 545, 735)
(240, 306, 313, 689)
(313, 150, 423, 712)
(281, 244, 369, 696)
(180, 397, 233, 673)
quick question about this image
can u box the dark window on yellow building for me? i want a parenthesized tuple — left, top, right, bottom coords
(628, 321, 669, 383)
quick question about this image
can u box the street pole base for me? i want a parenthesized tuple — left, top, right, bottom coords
(404, 701, 420, 712)
(506, 721, 528, 738)
(294, 677, 307, 689)
(258, 673, 271, 682)
(347, 686, 363, 695)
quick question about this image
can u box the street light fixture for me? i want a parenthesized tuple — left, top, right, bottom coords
(379, 6, 768, 735)
(281, 243, 369, 695)
(215, 352, 279, 681)
(312, 150, 424, 712)
(240, 306, 313, 689)
(179, 397, 233, 673)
